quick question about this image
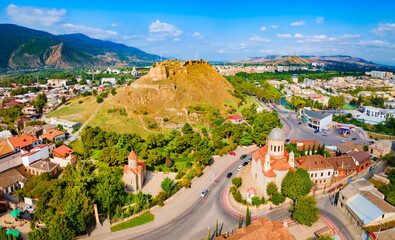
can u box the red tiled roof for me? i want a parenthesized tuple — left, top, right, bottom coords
(291, 140, 321, 151)
(252, 144, 294, 175)
(8, 134, 39, 149)
(5, 102, 21, 105)
(263, 168, 276, 177)
(40, 129, 65, 141)
(296, 155, 333, 171)
(228, 114, 242, 120)
(128, 150, 138, 160)
(124, 160, 146, 175)
(53, 145, 74, 158)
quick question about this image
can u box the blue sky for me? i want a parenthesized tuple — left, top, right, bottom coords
(1, 0, 395, 65)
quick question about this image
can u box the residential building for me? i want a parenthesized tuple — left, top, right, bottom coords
(251, 127, 296, 196)
(369, 140, 392, 158)
(0, 140, 21, 173)
(7, 134, 41, 152)
(22, 105, 36, 115)
(40, 129, 66, 143)
(101, 78, 117, 85)
(326, 156, 357, 178)
(20, 144, 53, 166)
(51, 145, 76, 167)
(26, 160, 60, 176)
(0, 168, 26, 194)
(337, 141, 364, 155)
(337, 179, 395, 230)
(300, 108, 332, 131)
(47, 79, 69, 87)
(227, 114, 244, 125)
(349, 151, 371, 173)
(214, 217, 294, 240)
(295, 155, 334, 187)
(22, 126, 44, 138)
(123, 150, 146, 192)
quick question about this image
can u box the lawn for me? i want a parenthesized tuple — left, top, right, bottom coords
(90, 149, 102, 161)
(110, 212, 155, 232)
(46, 96, 99, 123)
(68, 139, 86, 156)
(343, 104, 356, 110)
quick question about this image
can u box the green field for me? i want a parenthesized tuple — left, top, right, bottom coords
(110, 212, 155, 232)
(46, 96, 99, 123)
(68, 139, 86, 156)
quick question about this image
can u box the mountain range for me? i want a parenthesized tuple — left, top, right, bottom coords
(0, 24, 160, 69)
(232, 55, 383, 68)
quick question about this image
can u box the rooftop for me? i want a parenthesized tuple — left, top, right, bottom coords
(53, 145, 74, 158)
(8, 134, 39, 149)
(28, 160, 59, 172)
(268, 127, 285, 141)
(370, 140, 392, 151)
(296, 155, 333, 171)
(303, 109, 332, 120)
(0, 168, 26, 189)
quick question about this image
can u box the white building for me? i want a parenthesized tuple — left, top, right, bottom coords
(101, 78, 117, 85)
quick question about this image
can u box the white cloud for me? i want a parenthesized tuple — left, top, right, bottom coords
(290, 20, 305, 26)
(357, 40, 392, 48)
(147, 20, 182, 41)
(111, 23, 117, 27)
(249, 36, 271, 43)
(316, 17, 324, 24)
(260, 49, 272, 53)
(173, 37, 180, 42)
(260, 26, 267, 31)
(371, 23, 395, 38)
(294, 33, 303, 38)
(62, 23, 118, 39)
(6, 4, 66, 27)
(218, 49, 224, 53)
(240, 43, 247, 49)
(313, 35, 327, 40)
(342, 34, 360, 38)
(193, 32, 204, 40)
(123, 35, 137, 40)
(296, 40, 304, 43)
(270, 25, 278, 29)
(277, 34, 292, 38)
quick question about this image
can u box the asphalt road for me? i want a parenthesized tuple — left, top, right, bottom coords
(132, 153, 255, 240)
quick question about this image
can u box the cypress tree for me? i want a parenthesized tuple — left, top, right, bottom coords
(238, 214, 242, 228)
(312, 143, 316, 155)
(307, 146, 311, 156)
(301, 145, 306, 156)
(321, 143, 326, 156)
(245, 206, 250, 227)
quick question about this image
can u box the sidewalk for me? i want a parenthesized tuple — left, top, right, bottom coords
(83, 145, 258, 240)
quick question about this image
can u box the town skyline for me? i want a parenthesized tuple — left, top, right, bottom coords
(0, 0, 395, 65)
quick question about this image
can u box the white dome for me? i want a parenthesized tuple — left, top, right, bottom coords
(268, 127, 285, 141)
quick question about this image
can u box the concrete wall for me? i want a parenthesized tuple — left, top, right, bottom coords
(0, 153, 21, 173)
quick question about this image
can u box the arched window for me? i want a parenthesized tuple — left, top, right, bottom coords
(274, 146, 277, 152)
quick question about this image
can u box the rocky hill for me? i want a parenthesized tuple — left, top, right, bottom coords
(0, 24, 159, 69)
(87, 59, 239, 134)
(233, 55, 381, 68)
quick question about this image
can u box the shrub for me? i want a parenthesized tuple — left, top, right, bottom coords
(269, 192, 286, 205)
(96, 96, 103, 103)
(233, 190, 242, 202)
(266, 181, 278, 196)
(232, 177, 242, 188)
(148, 123, 158, 129)
(78, 100, 83, 104)
(364, 219, 395, 233)
(251, 196, 261, 208)
(181, 177, 190, 188)
(175, 170, 186, 179)
(230, 186, 237, 194)
(143, 111, 148, 115)
(260, 196, 266, 204)
(163, 117, 169, 122)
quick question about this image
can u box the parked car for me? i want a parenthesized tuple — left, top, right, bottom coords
(25, 205, 35, 212)
(369, 141, 375, 144)
(226, 172, 233, 178)
(340, 140, 347, 143)
(243, 161, 248, 166)
(285, 139, 290, 142)
(248, 157, 252, 162)
(240, 154, 247, 160)
(237, 165, 243, 171)
(351, 137, 357, 140)
(298, 122, 302, 125)
(322, 133, 328, 136)
(229, 152, 236, 156)
(201, 189, 208, 198)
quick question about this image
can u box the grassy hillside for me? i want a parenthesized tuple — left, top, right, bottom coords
(46, 96, 99, 123)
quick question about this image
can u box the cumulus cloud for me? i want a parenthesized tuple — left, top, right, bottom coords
(296, 40, 304, 43)
(218, 49, 224, 53)
(249, 36, 271, 43)
(277, 34, 292, 38)
(111, 23, 117, 27)
(147, 20, 182, 41)
(240, 43, 247, 49)
(294, 33, 303, 38)
(260, 49, 273, 53)
(313, 35, 327, 40)
(357, 40, 393, 48)
(260, 26, 267, 31)
(371, 23, 395, 38)
(193, 32, 204, 40)
(316, 17, 324, 24)
(290, 20, 305, 26)
(62, 23, 118, 39)
(270, 25, 278, 29)
(173, 37, 180, 42)
(342, 34, 360, 38)
(6, 4, 66, 27)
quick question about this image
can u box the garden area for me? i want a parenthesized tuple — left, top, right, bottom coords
(110, 212, 155, 232)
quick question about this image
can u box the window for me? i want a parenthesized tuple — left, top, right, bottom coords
(319, 180, 322, 183)
(311, 173, 313, 178)
(328, 172, 331, 176)
(321, 172, 323, 177)
(315, 173, 317, 177)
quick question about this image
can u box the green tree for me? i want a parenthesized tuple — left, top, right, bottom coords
(181, 123, 194, 135)
(292, 196, 319, 226)
(269, 192, 286, 205)
(215, 219, 219, 237)
(266, 181, 278, 196)
(238, 214, 242, 229)
(160, 177, 174, 196)
(61, 96, 66, 104)
(281, 168, 312, 201)
(194, 149, 212, 165)
(232, 177, 242, 188)
(245, 206, 250, 227)
(96, 96, 103, 103)
(146, 150, 163, 167)
(301, 145, 306, 156)
(111, 88, 117, 96)
(251, 196, 261, 208)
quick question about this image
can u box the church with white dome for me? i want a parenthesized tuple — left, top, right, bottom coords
(251, 127, 296, 196)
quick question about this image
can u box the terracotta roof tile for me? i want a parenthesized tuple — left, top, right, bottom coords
(39, 129, 65, 141)
(296, 155, 333, 171)
(53, 145, 74, 158)
(8, 134, 39, 149)
(0, 140, 14, 157)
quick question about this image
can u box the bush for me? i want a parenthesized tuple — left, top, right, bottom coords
(233, 190, 242, 202)
(230, 186, 237, 195)
(269, 192, 286, 205)
(78, 100, 83, 104)
(232, 177, 242, 188)
(148, 123, 158, 129)
(266, 181, 278, 196)
(364, 219, 395, 233)
(251, 196, 261, 207)
(175, 170, 186, 179)
(163, 117, 169, 122)
(96, 96, 103, 103)
(181, 177, 190, 188)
